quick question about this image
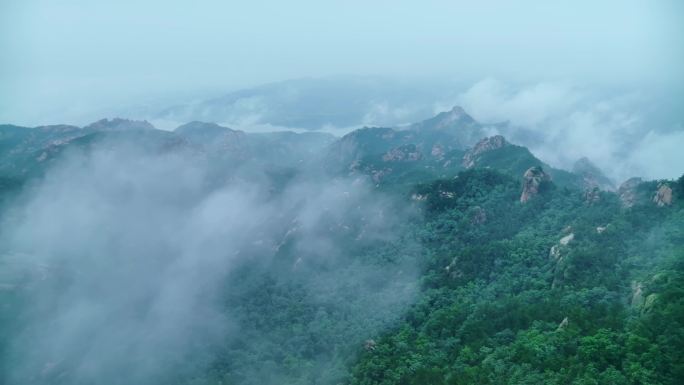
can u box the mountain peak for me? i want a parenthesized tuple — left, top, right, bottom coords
(520, 166, 551, 203)
(448, 105, 467, 116)
(432, 106, 475, 127)
(404, 106, 483, 150)
(572, 157, 615, 191)
(174, 121, 246, 153)
(175, 121, 240, 135)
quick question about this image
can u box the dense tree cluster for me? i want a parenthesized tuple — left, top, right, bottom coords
(350, 169, 684, 385)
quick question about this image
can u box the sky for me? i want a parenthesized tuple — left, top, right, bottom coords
(1, 0, 683, 126)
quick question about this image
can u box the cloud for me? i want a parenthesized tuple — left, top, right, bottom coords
(449, 79, 683, 183)
(0, 142, 418, 384)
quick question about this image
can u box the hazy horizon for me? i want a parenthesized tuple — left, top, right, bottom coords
(2, 0, 683, 126)
(1, 1, 683, 180)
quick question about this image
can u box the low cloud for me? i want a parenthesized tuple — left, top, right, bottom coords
(448, 79, 683, 182)
(0, 142, 418, 384)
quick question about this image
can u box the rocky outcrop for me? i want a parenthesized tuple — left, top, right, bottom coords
(549, 232, 574, 261)
(462, 135, 508, 168)
(550, 231, 574, 288)
(411, 193, 427, 201)
(559, 233, 574, 245)
(572, 157, 615, 191)
(382, 144, 422, 162)
(520, 166, 550, 203)
(653, 183, 673, 207)
(618, 177, 643, 207)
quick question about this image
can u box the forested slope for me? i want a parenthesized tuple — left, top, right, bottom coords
(351, 170, 684, 385)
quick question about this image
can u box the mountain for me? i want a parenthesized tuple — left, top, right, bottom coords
(175, 121, 248, 154)
(572, 156, 616, 191)
(0, 119, 181, 179)
(326, 106, 482, 168)
(0, 107, 623, 194)
(156, 76, 460, 129)
(83, 118, 155, 132)
(407, 106, 484, 148)
(324, 108, 582, 190)
(1, 107, 682, 385)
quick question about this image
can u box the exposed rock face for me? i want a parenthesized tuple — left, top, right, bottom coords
(653, 183, 673, 207)
(618, 177, 643, 207)
(364, 339, 377, 351)
(572, 157, 615, 191)
(411, 193, 427, 201)
(84, 118, 155, 131)
(550, 232, 574, 288)
(520, 166, 550, 203)
(382, 144, 422, 162)
(559, 233, 574, 245)
(462, 135, 508, 168)
(549, 232, 574, 261)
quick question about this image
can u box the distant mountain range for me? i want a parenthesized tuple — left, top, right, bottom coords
(155, 76, 461, 129)
(1, 106, 620, 195)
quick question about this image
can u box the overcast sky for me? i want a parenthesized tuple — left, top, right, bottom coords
(1, 0, 683, 125)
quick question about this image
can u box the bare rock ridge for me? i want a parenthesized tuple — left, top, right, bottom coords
(462, 135, 508, 168)
(520, 166, 550, 203)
